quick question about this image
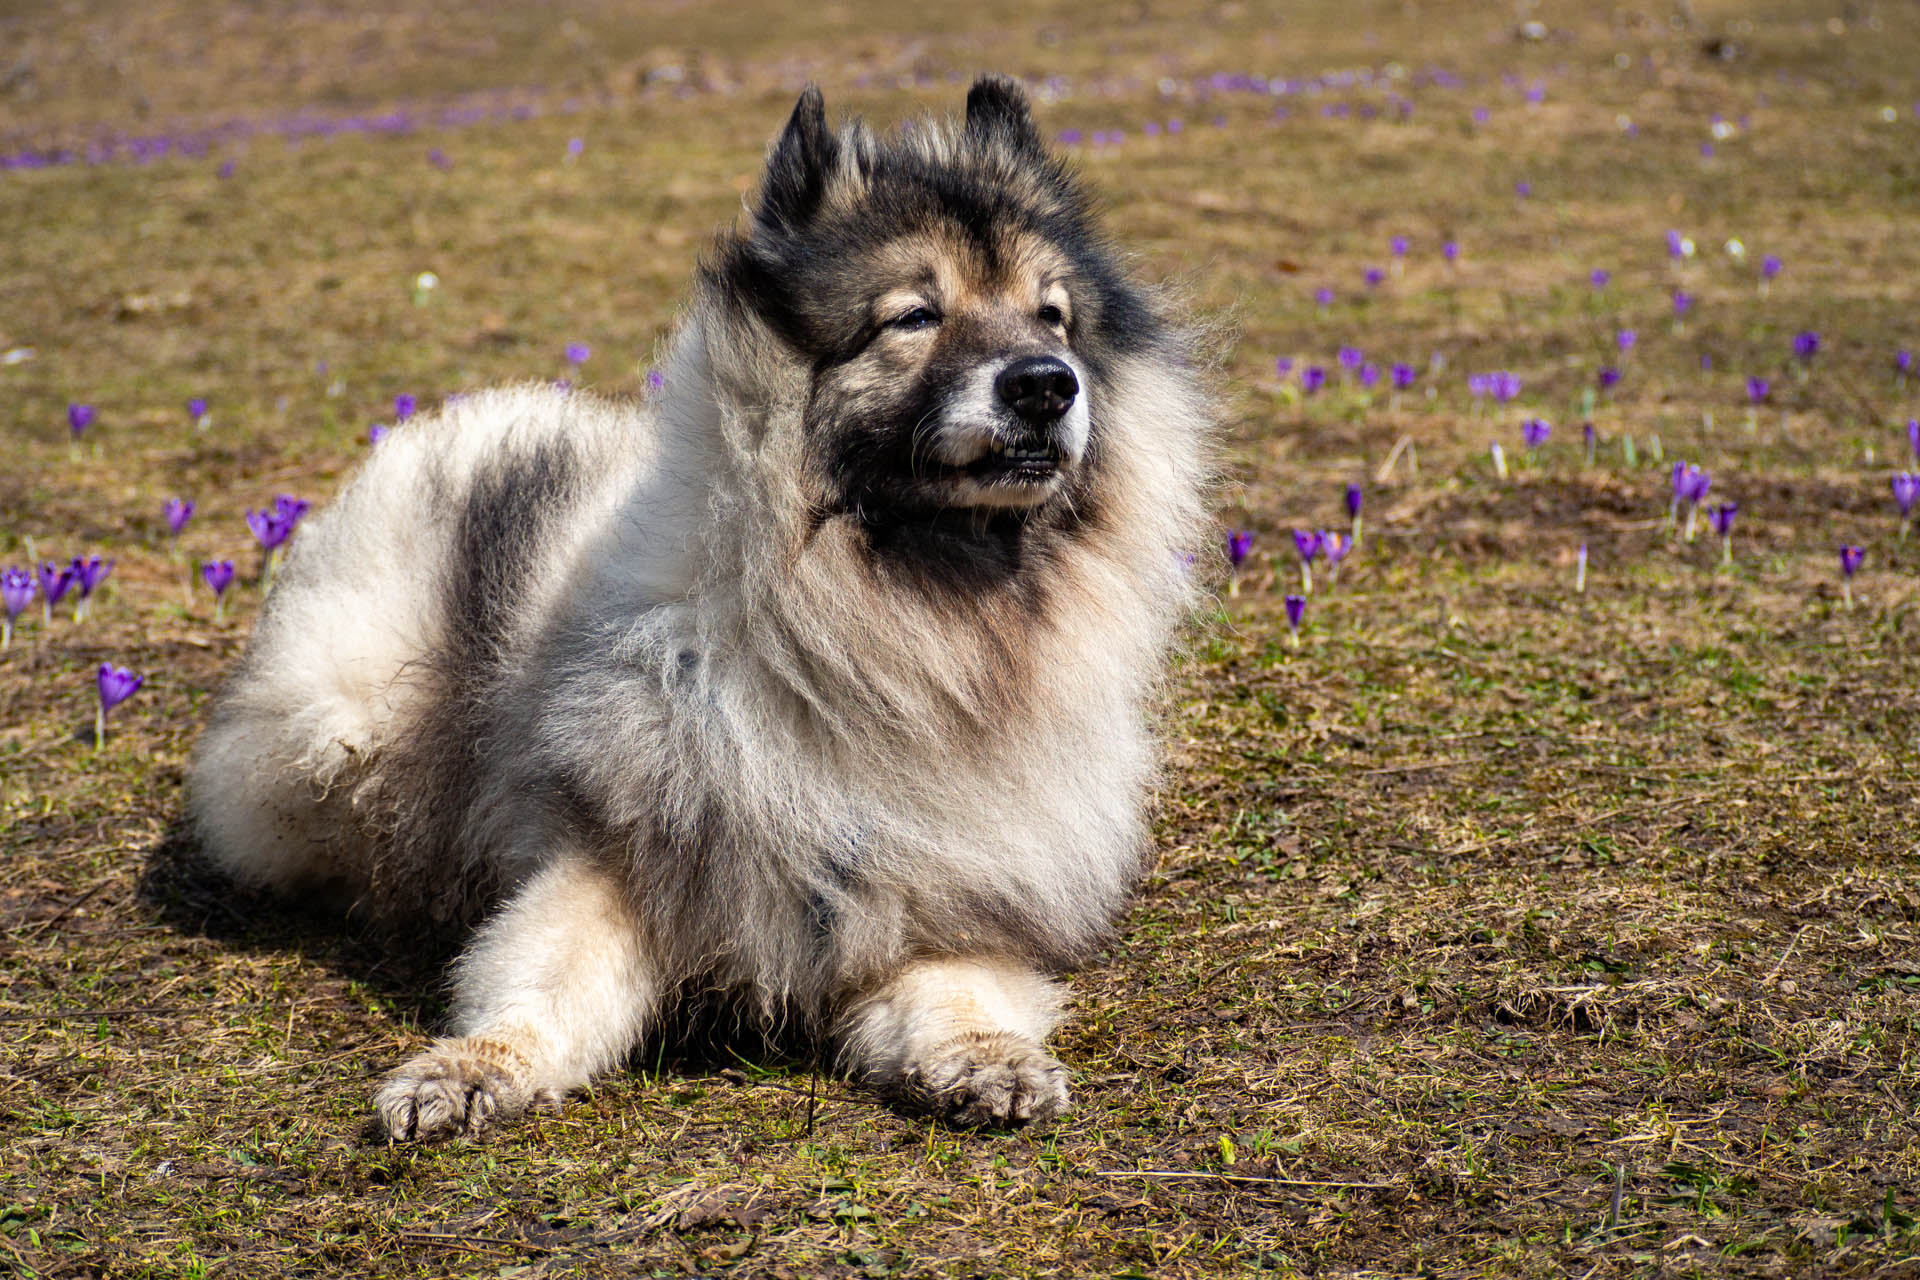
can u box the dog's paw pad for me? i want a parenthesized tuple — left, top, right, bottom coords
(910, 1034, 1069, 1128)
(373, 1038, 533, 1142)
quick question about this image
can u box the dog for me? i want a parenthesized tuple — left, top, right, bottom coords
(188, 75, 1214, 1139)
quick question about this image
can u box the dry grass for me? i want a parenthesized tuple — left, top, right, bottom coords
(3, 1, 1919, 1276)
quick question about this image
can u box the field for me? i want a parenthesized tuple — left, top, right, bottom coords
(3, 0, 1919, 1275)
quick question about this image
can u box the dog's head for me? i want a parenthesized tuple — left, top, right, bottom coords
(706, 76, 1164, 523)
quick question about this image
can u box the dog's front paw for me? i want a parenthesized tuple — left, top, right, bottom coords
(906, 1032, 1070, 1128)
(373, 1037, 553, 1141)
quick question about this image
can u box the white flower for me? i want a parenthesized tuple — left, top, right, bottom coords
(1725, 238, 1746, 260)
(414, 271, 439, 292)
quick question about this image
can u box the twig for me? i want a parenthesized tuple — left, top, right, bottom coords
(21, 880, 111, 940)
(1763, 924, 1813, 987)
(1373, 434, 1413, 484)
(1096, 1169, 1392, 1190)
(0, 1006, 192, 1022)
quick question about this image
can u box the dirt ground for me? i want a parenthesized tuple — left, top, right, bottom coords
(2, 0, 1917, 1276)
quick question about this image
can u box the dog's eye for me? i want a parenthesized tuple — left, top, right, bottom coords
(888, 306, 940, 331)
(1036, 304, 1066, 327)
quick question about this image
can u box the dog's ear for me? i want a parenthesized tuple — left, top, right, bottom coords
(758, 84, 838, 232)
(964, 75, 1043, 158)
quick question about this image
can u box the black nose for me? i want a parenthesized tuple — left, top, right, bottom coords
(995, 356, 1078, 424)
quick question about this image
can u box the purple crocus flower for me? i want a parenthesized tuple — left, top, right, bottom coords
(1705, 503, 1736, 564)
(1389, 236, 1408, 257)
(1363, 267, 1384, 288)
(567, 137, 585, 158)
(1323, 531, 1351, 575)
(368, 423, 389, 445)
(1671, 290, 1694, 317)
(1313, 287, 1335, 307)
(38, 562, 75, 623)
(1293, 529, 1325, 563)
(1792, 331, 1820, 361)
(1346, 484, 1363, 519)
(67, 403, 96, 438)
(1467, 373, 1490, 400)
(394, 393, 419, 421)
(98, 664, 142, 709)
(202, 559, 236, 597)
(646, 369, 666, 391)
(274, 494, 311, 526)
(94, 663, 144, 749)
(1515, 180, 1531, 198)
(1673, 464, 1709, 541)
(1590, 269, 1610, 289)
(1337, 346, 1365, 371)
(1275, 357, 1294, 379)
(1358, 363, 1381, 389)
(1490, 371, 1522, 403)
(201, 559, 236, 621)
(1598, 367, 1622, 390)
(1284, 593, 1307, 646)
(565, 342, 591, 365)
(1747, 376, 1770, 404)
(1583, 421, 1597, 464)
(1897, 350, 1914, 378)
(1, 567, 33, 649)
(1666, 229, 1685, 258)
(1226, 530, 1253, 568)
(71, 556, 113, 620)
(1839, 544, 1865, 607)
(1892, 472, 1920, 520)
(164, 498, 195, 536)
(247, 507, 293, 551)
(1616, 329, 1636, 353)
(1301, 366, 1327, 395)
(1521, 418, 1551, 450)
(1390, 362, 1417, 390)
(187, 397, 208, 422)
(1761, 254, 1782, 280)
(1683, 467, 1711, 505)
(1443, 240, 1460, 263)
(1225, 530, 1252, 597)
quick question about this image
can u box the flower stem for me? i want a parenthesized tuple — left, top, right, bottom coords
(95, 705, 105, 752)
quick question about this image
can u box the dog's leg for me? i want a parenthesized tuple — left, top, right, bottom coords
(837, 958, 1071, 1127)
(374, 857, 654, 1141)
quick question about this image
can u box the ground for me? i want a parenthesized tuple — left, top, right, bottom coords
(2, 0, 1918, 1276)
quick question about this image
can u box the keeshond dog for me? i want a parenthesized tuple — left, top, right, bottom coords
(188, 75, 1213, 1140)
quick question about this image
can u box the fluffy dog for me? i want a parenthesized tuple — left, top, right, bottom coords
(188, 75, 1213, 1139)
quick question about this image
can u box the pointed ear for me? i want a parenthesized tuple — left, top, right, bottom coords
(964, 74, 1043, 156)
(758, 85, 837, 232)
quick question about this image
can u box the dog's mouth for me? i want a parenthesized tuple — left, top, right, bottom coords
(958, 439, 1062, 485)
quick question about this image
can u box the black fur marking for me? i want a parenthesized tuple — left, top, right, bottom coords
(443, 437, 582, 672)
(757, 85, 838, 235)
(964, 75, 1045, 159)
